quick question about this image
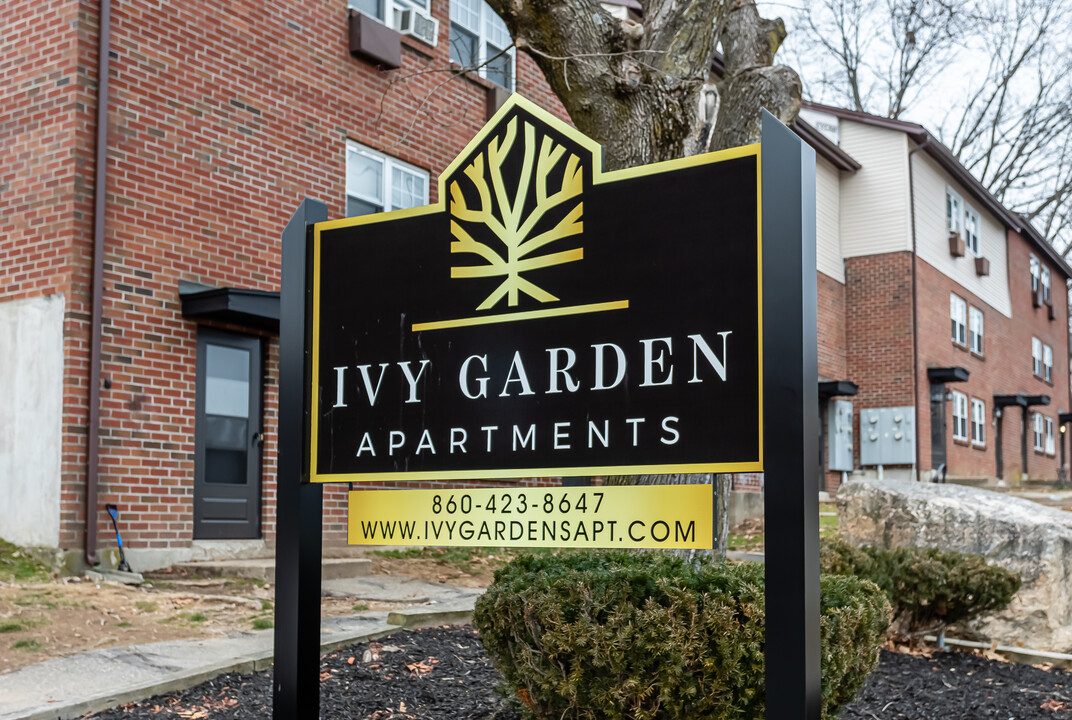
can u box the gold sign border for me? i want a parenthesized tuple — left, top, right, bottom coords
(309, 94, 763, 482)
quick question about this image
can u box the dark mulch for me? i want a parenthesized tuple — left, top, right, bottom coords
(88, 626, 522, 720)
(87, 627, 1071, 719)
(841, 648, 1071, 719)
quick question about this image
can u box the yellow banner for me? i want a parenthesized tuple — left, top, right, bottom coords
(348, 485, 712, 550)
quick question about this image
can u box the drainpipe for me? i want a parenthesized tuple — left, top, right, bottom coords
(908, 137, 930, 481)
(86, 0, 112, 566)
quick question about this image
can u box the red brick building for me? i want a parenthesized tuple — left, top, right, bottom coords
(2, 0, 1068, 568)
(1, 0, 569, 569)
(801, 103, 1072, 493)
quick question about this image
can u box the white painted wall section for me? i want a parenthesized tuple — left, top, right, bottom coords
(912, 152, 1011, 318)
(0, 295, 64, 548)
(839, 122, 912, 257)
(815, 156, 843, 282)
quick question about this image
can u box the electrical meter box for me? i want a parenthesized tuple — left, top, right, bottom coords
(860, 406, 915, 466)
(827, 399, 854, 471)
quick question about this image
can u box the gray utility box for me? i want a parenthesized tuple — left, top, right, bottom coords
(860, 406, 915, 466)
(827, 399, 854, 471)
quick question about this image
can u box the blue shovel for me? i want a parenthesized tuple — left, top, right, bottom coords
(105, 504, 132, 573)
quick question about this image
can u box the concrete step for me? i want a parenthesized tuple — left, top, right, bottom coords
(174, 557, 371, 582)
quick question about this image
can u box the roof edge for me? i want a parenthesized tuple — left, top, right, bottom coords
(802, 101, 1071, 278)
(792, 118, 860, 173)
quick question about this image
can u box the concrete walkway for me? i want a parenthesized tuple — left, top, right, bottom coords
(0, 576, 481, 720)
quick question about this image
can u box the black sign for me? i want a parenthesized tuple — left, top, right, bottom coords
(310, 97, 762, 482)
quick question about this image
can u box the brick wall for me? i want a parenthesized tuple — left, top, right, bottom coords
(914, 233, 1070, 482)
(1, 0, 102, 550)
(842, 252, 916, 487)
(817, 270, 848, 492)
(817, 270, 847, 381)
(2, 0, 572, 554)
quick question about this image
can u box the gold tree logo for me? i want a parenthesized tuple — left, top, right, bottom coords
(449, 115, 585, 311)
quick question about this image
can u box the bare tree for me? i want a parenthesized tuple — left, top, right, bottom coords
(789, 0, 1072, 253)
(797, 0, 963, 120)
(943, 0, 1072, 252)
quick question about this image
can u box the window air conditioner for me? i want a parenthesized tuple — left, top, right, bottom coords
(397, 8, 439, 46)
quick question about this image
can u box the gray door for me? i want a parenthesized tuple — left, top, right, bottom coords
(929, 384, 947, 473)
(193, 329, 263, 539)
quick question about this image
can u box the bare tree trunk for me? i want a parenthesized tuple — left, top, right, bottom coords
(604, 473, 732, 561)
(486, 0, 801, 170)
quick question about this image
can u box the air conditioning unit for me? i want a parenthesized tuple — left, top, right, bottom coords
(396, 8, 439, 46)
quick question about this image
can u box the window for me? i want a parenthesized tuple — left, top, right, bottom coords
(1030, 254, 1040, 294)
(964, 207, 980, 256)
(1044, 343, 1053, 382)
(1034, 412, 1045, 452)
(346, 142, 429, 217)
(1042, 267, 1051, 304)
(968, 306, 983, 355)
(946, 187, 963, 236)
(951, 391, 968, 441)
(1046, 416, 1055, 455)
(970, 398, 986, 447)
(450, 0, 515, 90)
(350, 0, 428, 27)
(1032, 337, 1043, 376)
(950, 294, 967, 346)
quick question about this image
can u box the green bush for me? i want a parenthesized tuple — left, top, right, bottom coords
(474, 550, 889, 720)
(819, 538, 1021, 637)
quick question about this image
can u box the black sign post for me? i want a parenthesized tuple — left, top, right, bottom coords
(273, 198, 326, 719)
(761, 109, 821, 718)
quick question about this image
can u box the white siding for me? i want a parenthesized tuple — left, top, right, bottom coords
(838, 122, 912, 257)
(0, 295, 64, 548)
(912, 152, 1011, 317)
(816, 156, 843, 282)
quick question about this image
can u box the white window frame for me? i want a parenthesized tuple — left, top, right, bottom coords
(970, 397, 986, 447)
(349, 0, 429, 28)
(449, 0, 516, 90)
(968, 306, 983, 355)
(950, 294, 967, 346)
(946, 187, 963, 236)
(345, 141, 429, 217)
(1032, 336, 1043, 376)
(1041, 266, 1051, 304)
(1030, 254, 1040, 294)
(1046, 416, 1055, 455)
(1034, 412, 1045, 452)
(1044, 343, 1053, 382)
(964, 206, 981, 256)
(951, 390, 969, 442)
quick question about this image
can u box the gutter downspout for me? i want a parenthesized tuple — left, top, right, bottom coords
(86, 0, 112, 566)
(908, 136, 930, 481)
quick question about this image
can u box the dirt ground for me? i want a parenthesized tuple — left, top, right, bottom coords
(0, 550, 503, 676)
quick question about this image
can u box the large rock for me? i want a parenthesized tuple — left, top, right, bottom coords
(837, 478, 1072, 652)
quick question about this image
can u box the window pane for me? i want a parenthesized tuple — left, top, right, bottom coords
(484, 8, 511, 49)
(450, 0, 481, 31)
(347, 150, 383, 204)
(485, 44, 513, 90)
(352, 0, 385, 21)
(347, 195, 382, 217)
(391, 167, 425, 210)
(450, 23, 478, 66)
(205, 345, 249, 418)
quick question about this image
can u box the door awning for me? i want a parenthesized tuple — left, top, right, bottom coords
(179, 283, 280, 332)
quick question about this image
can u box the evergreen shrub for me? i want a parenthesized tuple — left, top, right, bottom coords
(473, 550, 889, 720)
(819, 538, 1021, 636)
